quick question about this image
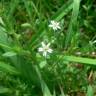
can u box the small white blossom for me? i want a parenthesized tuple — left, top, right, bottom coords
(92, 51, 96, 55)
(38, 42, 53, 57)
(75, 51, 81, 55)
(49, 20, 61, 31)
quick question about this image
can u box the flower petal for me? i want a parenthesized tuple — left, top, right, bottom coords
(57, 25, 61, 29)
(43, 51, 47, 57)
(38, 48, 43, 52)
(41, 42, 46, 47)
(47, 43, 50, 47)
(49, 24, 53, 28)
(48, 48, 53, 53)
(50, 20, 55, 24)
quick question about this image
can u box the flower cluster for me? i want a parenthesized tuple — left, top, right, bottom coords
(38, 20, 61, 57)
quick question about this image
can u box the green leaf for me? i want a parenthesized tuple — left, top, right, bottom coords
(0, 29, 8, 45)
(63, 55, 96, 65)
(6, 0, 20, 19)
(65, 0, 80, 49)
(0, 62, 19, 74)
(23, 0, 40, 20)
(86, 85, 94, 96)
(41, 80, 52, 96)
(39, 61, 47, 69)
(52, 0, 73, 21)
(0, 17, 5, 26)
(0, 87, 11, 94)
(21, 23, 31, 28)
(3, 51, 17, 57)
(35, 66, 52, 96)
(60, 87, 65, 96)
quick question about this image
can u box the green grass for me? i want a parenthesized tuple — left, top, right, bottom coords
(0, 0, 96, 96)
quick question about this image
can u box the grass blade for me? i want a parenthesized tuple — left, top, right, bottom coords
(52, 0, 73, 21)
(0, 62, 19, 74)
(35, 66, 52, 96)
(0, 87, 11, 94)
(63, 55, 96, 65)
(64, 0, 80, 49)
(86, 85, 94, 96)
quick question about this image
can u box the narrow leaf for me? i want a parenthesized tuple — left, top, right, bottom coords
(3, 51, 17, 57)
(65, 0, 80, 49)
(0, 62, 19, 74)
(0, 87, 11, 94)
(63, 55, 96, 65)
(35, 66, 52, 96)
(86, 85, 94, 96)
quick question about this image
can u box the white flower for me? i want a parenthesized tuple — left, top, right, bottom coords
(49, 20, 61, 31)
(92, 51, 95, 55)
(38, 42, 53, 57)
(75, 51, 81, 55)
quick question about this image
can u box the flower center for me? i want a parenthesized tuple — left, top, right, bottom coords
(44, 47, 49, 51)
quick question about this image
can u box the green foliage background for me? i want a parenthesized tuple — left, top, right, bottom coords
(0, 0, 96, 96)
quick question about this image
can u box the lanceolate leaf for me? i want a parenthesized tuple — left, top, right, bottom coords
(63, 55, 96, 65)
(35, 66, 52, 96)
(65, 0, 80, 49)
(0, 87, 11, 94)
(3, 51, 17, 57)
(51, 0, 73, 21)
(0, 62, 19, 74)
(86, 85, 94, 96)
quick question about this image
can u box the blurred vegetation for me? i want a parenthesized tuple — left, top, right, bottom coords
(0, 0, 96, 96)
